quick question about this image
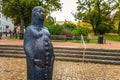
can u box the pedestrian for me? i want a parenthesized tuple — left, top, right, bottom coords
(9, 29, 12, 38)
(13, 27, 17, 38)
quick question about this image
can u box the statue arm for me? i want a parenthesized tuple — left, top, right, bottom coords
(24, 27, 34, 61)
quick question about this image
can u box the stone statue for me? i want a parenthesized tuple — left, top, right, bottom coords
(24, 6, 54, 80)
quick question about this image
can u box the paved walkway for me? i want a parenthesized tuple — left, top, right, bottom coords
(0, 39, 120, 49)
(0, 58, 120, 80)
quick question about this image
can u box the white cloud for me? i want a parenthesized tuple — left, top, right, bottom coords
(51, 0, 77, 22)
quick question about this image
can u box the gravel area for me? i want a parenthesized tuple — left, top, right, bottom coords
(0, 57, 120, 80)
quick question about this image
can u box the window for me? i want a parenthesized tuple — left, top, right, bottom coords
(0, 14, 1, 18)
(0, 5, 2, 12)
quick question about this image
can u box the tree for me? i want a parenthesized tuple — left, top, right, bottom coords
(113, 1, 120, 34)
(2, 0, 61, 38)
(62, 21, 76, 31)
(73, 26, 89, 36)
(75, 0, 119, 35)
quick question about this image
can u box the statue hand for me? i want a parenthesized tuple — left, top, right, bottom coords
(34, 59, 44, 68)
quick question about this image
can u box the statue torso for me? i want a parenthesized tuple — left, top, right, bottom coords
(24, 26, 51, 62)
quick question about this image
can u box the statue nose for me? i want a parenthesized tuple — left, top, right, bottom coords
(40, 11, 44, 15)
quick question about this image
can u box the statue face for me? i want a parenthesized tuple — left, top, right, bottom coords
(36, 8, 45, 21)
(32, 6, 45, 25)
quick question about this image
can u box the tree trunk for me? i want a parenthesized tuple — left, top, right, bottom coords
(19, 18, 24, 39)
(91, 23, 97, 35)
(118, 21, 120, 34)
(93, 29, 97, 35)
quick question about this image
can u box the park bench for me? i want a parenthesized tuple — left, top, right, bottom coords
(51, 35, 90, 43)
(72, 36, 90, 43)
(51, 35, 67, 40)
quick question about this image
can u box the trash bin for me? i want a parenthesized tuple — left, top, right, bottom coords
(98, 36, 103, 44)
(19, 33, 24, 39)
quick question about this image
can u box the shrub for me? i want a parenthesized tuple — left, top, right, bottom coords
(46, 24, 64, 35)
(73, 26, 89, 36)
(60, 29, 73, 37)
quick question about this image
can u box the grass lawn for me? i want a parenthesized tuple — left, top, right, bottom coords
(52, 39, 98, 44)
(89, 33, 120, 41)
(104, 33, 120, 42)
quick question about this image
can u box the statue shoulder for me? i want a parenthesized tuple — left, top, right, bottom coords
(26, 26, 32, 30)
(44, 26, 48, 30)
(25, 26, 35, 31)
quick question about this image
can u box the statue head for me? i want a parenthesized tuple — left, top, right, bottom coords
(32, 6, 45, 26)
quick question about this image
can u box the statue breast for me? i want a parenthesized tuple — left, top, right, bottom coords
(25, 26, 50, 61)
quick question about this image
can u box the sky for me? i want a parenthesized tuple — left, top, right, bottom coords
(51, 0, 77, 22)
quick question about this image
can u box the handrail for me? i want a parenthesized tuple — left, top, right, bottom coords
(81, 34, 86, 63)
(81, 34, 87, 79)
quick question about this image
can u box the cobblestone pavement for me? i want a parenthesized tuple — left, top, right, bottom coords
(0, 58, 120, 80)
(53, 61, 120, 80)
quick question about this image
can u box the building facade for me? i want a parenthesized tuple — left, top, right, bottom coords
(0, 5, 14, 34)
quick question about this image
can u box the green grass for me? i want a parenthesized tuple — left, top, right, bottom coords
(52, 39, 97, 43)
(89, 33, 120, 42)
(10, 36, 20, 40)
(89, 39, 98, 43)
(104, 34, 120, 42)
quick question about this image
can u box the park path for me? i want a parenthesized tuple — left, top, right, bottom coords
(0, 39, 120, 49)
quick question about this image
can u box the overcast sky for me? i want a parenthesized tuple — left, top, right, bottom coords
(51, 0, 77, 22)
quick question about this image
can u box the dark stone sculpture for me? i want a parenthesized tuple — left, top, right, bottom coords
(24, 6, 54, 80)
